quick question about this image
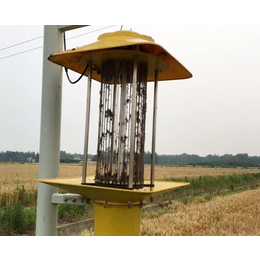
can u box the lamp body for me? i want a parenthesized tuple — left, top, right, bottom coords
(93, 201, 142, 236)
(40, 30, 193, 237)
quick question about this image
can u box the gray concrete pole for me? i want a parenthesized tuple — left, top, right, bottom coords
(36, 25, 63, 236)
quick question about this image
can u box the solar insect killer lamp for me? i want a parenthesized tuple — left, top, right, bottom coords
(40, 30, 192, 236)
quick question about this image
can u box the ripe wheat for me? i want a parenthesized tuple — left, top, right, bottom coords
(141, 189, 260, 236)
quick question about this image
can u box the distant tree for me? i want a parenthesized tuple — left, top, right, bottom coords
(35, 153, 39, 163)
(92, 155, 98, 162)
(144, 152, 151, 164)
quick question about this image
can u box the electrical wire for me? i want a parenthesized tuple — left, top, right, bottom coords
(0, 36, 43, 52)
(67, 25, 115, 40)
(0, 25, 115, 53)
(0, 46, 43, 60)
(63, 31, 89, 84)
(0, 25, 116, 61)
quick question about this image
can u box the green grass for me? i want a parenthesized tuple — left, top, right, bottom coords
(0, 202, 36, 236)
(153, 173, 260, 205)
(0, 202, 94, 235)
(58, 204, 93, 224)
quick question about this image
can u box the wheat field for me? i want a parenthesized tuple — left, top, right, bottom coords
(1, 163, 259, 236)
(80, 189, 260, 236)
(0, 163, 259, 192)
(141, 189, 260, 236)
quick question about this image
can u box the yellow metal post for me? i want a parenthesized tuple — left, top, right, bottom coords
(93, 202, 142, 236)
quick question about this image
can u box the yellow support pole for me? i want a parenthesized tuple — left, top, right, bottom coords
(93, 201, 142, 236)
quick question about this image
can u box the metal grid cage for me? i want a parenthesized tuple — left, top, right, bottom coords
(94, 59, 148, 189)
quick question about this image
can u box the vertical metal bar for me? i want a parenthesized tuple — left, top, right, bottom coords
(118, 68, 127, 180)
(129, 56, 138, 189)
(108, 84, 113, 177)
(110, 73, 117, 175)
(104, 83, 109, 174)
(127, 83, 132, 165)
(100, 82, 106, 176)
(82, 61, 92, 184)
(114, 84, 119, 171)
(101, 82, 107, 176)
(96, 75, 104, 178)
(151, 70, 159, 187)
(36, 25, 63, 236)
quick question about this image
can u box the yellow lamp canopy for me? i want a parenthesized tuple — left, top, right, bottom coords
(48, 30, 192, 82)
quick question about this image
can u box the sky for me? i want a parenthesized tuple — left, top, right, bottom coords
(0, 24, 260, 157)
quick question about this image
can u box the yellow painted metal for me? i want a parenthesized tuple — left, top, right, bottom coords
(93, 201, 142, 236)
(48, 30, 192, 82)
(40, 177, 189, 236)
(39, 177, 189, 204)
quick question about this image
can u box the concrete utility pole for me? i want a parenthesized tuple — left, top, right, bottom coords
(36, 25, 89, 236)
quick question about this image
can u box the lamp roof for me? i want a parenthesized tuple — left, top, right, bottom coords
(48, 30, 192, 83)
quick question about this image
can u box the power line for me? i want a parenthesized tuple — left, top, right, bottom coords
(67, 25, 116, 40)
(0, 46, 43, 60)
(0, 25, 116, 53)
(0, 25, 116, 61)
(0, 36, 43, 52)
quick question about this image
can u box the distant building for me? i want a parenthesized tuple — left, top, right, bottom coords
(27, 157, 36, 163)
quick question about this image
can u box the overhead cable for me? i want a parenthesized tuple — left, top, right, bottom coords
(0, 36, 43, 52)
(0, 25, 116, 61)
(0, 46, 43, 60)
(66, 25, 115, 40)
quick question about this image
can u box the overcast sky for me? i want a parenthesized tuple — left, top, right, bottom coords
(0, 25, 260, 156)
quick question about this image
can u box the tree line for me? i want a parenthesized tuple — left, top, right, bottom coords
(0, 151, 89, 163)
(1, 151, 260, 168)
(148, 153, 260, 168)
(0, 151, 39, 163)
(91, 152, 260, 168)
(0, 151, 96, 164)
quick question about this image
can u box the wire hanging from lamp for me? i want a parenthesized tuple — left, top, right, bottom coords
(63, 32, 89, 85)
